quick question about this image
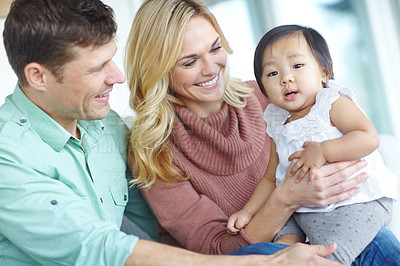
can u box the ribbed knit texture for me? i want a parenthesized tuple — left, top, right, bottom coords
(142, 81, 272, 254)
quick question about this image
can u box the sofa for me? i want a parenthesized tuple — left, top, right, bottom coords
(379, 134, 400, 239)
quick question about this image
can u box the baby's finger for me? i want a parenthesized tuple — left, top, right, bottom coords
(226, 219, 240, 235)
(308, 168, 317, 183)
(235, 219, 247, 230)
(227, 217, 236, 229)
(290, 160, 303, 176)
(302, 141, 311, 148)
(288, 151, 301, 161)
(227, 228, 239, 235)
(296, 167, 308, 182)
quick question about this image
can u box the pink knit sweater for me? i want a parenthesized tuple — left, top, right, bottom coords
(142, 81, 272, 254)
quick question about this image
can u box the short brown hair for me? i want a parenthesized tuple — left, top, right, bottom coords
(3, 0, 117, 86)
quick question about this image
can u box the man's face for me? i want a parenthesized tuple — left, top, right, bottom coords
(41, 39, 125, 129)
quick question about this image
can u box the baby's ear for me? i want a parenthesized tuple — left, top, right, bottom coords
(321, 71, 330, 88)
(321, 70, 330, 83)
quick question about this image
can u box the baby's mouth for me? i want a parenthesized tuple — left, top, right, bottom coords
(285, 91, 297, 97)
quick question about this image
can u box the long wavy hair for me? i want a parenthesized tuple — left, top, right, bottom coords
(125, 0, 253, 188)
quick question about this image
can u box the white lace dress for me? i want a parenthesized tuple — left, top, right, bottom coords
(263, 80, 397, 213)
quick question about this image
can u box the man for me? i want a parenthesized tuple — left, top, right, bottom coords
(0, 0, 345, 265)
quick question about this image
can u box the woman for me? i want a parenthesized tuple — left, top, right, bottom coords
(125, 0, 398, 263)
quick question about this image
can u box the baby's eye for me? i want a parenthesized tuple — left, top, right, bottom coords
(267, 71, 278, 77)
(293, 64, 303, 69)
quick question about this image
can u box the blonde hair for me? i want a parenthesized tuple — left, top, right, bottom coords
(125, 0, 253, 188)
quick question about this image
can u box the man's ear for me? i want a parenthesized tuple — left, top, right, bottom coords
(24, 62, 47, 92)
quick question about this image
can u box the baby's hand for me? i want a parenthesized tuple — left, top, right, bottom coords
(227, 210, 252, 235)
(288, 141, 326, 183)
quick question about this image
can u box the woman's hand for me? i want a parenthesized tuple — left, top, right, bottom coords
(278, 159, 367, 210)
(237, 160, 367, 243)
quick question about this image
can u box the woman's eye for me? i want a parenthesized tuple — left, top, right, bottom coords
(293, 64, 303, 69)
(211, 45, 222, 53)
(267, 71, 278, 77)
(183, 60, 196, 67)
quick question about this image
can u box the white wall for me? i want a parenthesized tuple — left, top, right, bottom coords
(0, 17, 17, 106)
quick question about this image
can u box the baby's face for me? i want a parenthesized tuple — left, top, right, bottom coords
(261, 34, 328, 120)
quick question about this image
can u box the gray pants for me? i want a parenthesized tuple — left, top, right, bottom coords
(276, 198, 393, 265)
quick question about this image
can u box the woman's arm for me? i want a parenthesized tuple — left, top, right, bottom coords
(141, 177, 251, 254)
(244, 159, 367, 243)
(141, 157, 366, 253)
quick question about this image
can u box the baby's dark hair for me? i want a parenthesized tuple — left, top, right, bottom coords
(254, 24, 333, 96)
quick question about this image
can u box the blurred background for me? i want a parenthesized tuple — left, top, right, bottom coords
(1, 0, 399, 137)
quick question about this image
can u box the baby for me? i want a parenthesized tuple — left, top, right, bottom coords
(227, 24, 397, 265)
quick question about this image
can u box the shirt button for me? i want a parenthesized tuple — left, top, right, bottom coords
(50, 200, 57, 205)
(20, 117, 27, 123)
(100, 198, 103, 203)
(124, 195, 127, 201)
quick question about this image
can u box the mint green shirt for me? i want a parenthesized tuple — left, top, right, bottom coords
(0, 86, 138, 265)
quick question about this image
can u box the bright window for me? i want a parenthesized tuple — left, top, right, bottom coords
(209, 0, 400, 136)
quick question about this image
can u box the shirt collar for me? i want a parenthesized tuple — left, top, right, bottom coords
(11, 85, 104, 152)
(78, 119, 105, 150)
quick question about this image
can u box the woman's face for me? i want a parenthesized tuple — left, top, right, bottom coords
(170, 15, 227, 117)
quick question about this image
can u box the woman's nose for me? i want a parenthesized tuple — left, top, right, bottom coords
(201, 56, 217, 76)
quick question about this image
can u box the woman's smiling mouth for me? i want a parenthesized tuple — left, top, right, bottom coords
(195, 73, 219, 87)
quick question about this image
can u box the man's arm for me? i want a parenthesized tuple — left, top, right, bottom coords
(125, 240, 342, 266)
(0, 141, 136, 265)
